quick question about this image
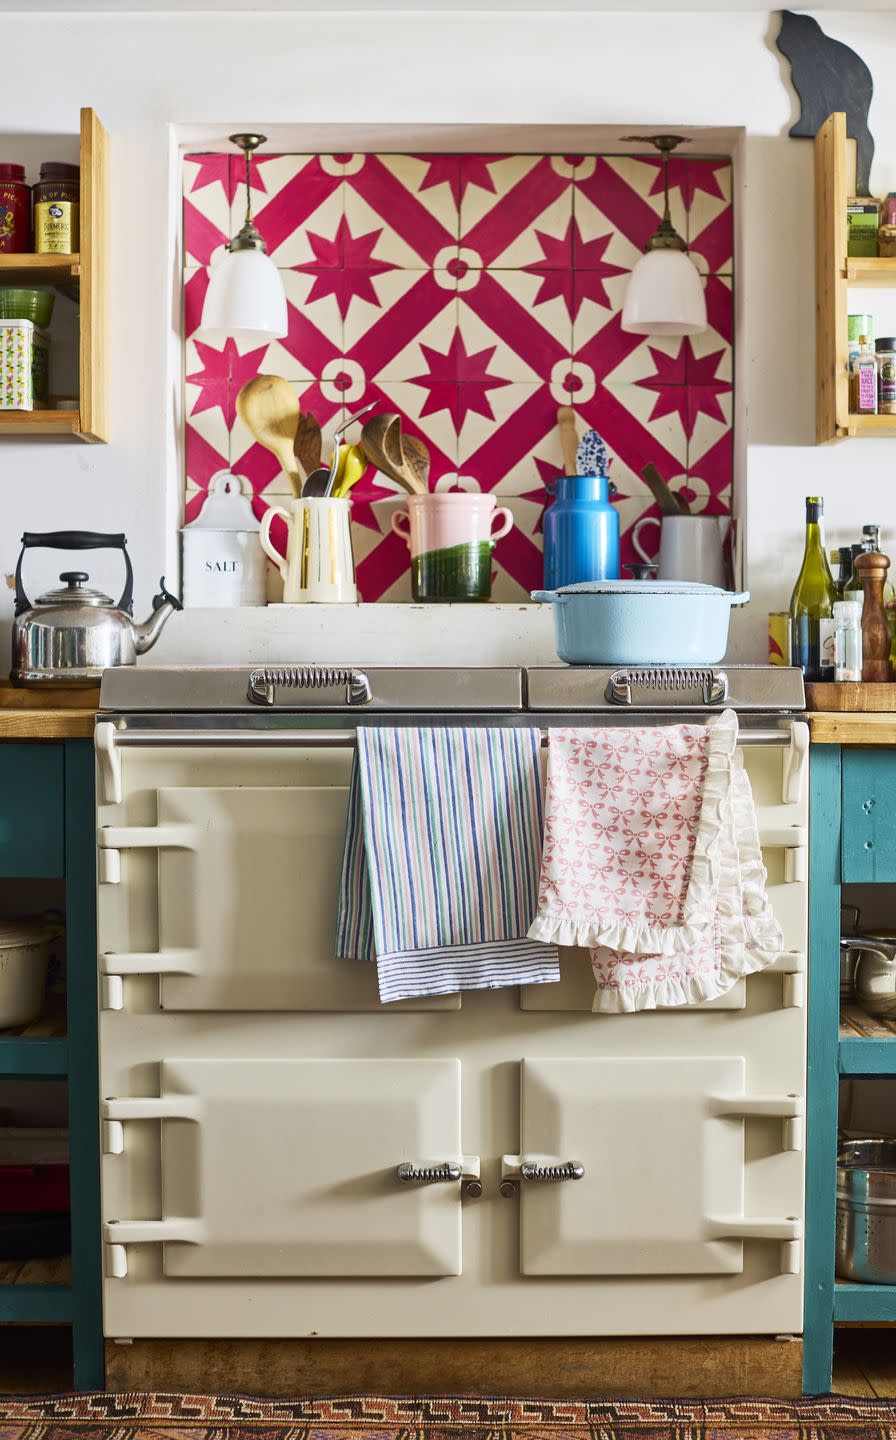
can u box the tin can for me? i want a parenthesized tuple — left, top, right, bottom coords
(0, 319, 34, 411)
(0, 165, 30, 253)
(876, 338, 896, 415)
(33, 162, 79, 255)
(769, 611, 791, 667)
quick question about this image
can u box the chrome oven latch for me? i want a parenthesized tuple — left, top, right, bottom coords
(605, 667, 729, 707)
(247, 665, 373, 707)
(502, 1155, 585, 1182)
(397, 1156, 481, 1185)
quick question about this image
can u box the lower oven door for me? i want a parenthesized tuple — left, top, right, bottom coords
(505, 1057, 801, 1277)
(104, 1057, 471, 1278)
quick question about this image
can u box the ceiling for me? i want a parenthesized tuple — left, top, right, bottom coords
(2, 0, 895, 11)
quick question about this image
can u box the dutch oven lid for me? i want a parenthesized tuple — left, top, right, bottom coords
(35, 571, 114, 608)
(548, 580, 731, 596)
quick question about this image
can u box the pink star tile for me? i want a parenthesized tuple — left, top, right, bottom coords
(687, 388, 733, 471)
(594, 155, 687, 249)
(184, 267, 211, 346)
(687, 160, 733, 275)
(183, 154, 231, 243)
(460, 156, 573, 269)
(183, 196, 229, 268)
(686, 422, 733, 514)
(345, 155, 459, 269)
(185, 399, 231, 523)
(602, 333, 685, 389)
(246, 269, 344, 380)
(344, 270, 458, 384)
(456, 276, 559, 384)
(244, 156, 344, 268)
(687, 278, 732, 387)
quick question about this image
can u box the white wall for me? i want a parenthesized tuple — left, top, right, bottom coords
(2, 6, 895, 663)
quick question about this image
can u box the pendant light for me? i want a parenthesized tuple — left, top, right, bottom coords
(197, 133, 287, 345)
(620, 134, 707, 337)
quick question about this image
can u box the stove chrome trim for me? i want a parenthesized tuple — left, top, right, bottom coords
(606, 667, 729, 707)
(248, 665, 373, 708)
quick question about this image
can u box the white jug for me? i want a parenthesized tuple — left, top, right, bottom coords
(260, 497, 357, 604)
(632, 513, 730, 589)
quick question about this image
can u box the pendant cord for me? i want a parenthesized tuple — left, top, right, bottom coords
(661, 145, 671, 225)
(244, 146, 252, 226)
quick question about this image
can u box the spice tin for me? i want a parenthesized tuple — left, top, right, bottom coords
(0, 319, 34, 411)
(33, 162, 79, 255)
(181, 470, 266, 607)
(0, 164, 30, 252)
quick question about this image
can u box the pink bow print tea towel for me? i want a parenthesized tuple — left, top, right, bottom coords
(527, 710, 782, 1010)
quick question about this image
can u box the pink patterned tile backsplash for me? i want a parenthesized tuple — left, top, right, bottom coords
(184, 150, 734, 601)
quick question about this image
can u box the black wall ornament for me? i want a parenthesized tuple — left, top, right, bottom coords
(776, 10, 874, 194)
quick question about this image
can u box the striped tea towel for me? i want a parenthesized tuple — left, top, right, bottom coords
(335, 727, 559, 1003)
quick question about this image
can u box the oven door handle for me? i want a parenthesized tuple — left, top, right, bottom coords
(709, 1092, 804, 1152)
(705, 1214, 802, 1275)
(99, 950, 199, 1011)
(104, 1218, 203, 1279)
(97, 822, 197, 885)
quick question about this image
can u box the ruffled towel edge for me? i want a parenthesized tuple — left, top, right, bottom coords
(527, 707, 740, 954)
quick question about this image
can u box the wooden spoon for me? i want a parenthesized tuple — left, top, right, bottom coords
(360, 414, 427, 494)
(401, 433, 431, 491)
(641, 462, 685, 518)
(293, 410, 322, 480)
(236, 376, 302, 498)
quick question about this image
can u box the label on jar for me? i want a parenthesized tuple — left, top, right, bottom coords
(820, 616, 837, 676)
(35, 200, 78, 253)
(880, 356, 896, 409)
(858, 364, 878, 412)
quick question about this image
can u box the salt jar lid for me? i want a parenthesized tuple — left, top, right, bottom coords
(184, 470, 260, 532)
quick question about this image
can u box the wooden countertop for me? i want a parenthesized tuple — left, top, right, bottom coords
(810, 712, 896, 745)
(0, 682, 99, 739)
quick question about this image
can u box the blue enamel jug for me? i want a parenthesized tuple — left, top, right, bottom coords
(542, 475, 620, 590)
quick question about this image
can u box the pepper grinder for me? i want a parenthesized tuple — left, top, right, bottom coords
(856, 548, 892, 682)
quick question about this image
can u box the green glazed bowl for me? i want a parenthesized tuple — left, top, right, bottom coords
(0, 288, 55, 328)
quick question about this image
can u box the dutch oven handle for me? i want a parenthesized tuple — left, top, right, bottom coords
(14, 531, 134, 617)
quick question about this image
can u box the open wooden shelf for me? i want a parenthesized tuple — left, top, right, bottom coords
(0, 1255, 71, 1287)
(0, 109, 107, 443)
(0, 253, 79, 286)
(814, 112, 896, 441)
(846, 256, 896, 287)
(0, 409, 80, 436)
(839, 1003, 896, 1074)
(0, 1255, 72, 1324)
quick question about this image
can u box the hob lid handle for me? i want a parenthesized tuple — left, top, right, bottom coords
(248, 665, 373, 707)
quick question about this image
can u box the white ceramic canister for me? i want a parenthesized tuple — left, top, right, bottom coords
(260, 496, 357, 603)
(0, 918, 58, 1030)
(181, 470, 266, 607)
(0, 318, 34, 411)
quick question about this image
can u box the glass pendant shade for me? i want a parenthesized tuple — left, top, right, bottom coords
(198, 246, 288, 346)
(196, 132, 288, 346)
(621, 248, 707, 337)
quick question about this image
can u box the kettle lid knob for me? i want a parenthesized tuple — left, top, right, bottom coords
(59, 570, 89, 588)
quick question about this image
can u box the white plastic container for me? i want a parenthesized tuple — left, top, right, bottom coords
(0, 919, 58, 1030)
(181, 470, 266, 607)
(0, 318, 34, 411)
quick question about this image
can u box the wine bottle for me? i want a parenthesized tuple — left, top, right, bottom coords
(790, 496, 836, 680)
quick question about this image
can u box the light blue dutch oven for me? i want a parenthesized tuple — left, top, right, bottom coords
(531, 580, 750, 666)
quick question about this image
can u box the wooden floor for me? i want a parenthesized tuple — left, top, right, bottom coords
(0, 1328, 892, 1398)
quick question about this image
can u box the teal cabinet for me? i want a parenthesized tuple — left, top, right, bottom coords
(841, 749, 896, 882)
(0, 743, 64, 877)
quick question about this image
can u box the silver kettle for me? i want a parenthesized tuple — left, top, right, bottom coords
(10, 530, 182, 686)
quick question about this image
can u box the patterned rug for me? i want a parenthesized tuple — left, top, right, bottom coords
(0, 1394, 895, 1439)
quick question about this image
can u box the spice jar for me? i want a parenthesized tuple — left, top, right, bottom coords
(877, 338, 896, 415)
(33, 163, 79, 254)
(0, 165, 30, 253)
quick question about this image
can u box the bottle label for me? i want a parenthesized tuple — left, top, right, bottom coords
(35, 200, 78, 254)
(819, 617, 837, 675)
(858, 364, 878, 412)
(881, 358, 896, 405)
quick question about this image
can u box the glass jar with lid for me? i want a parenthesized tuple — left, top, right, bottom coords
(33, 162, 79, 254)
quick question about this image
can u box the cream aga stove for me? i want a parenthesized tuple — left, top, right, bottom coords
(94, 663, 809, 1342)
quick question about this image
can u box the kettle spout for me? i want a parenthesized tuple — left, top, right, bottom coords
(134, 577, 183, 655)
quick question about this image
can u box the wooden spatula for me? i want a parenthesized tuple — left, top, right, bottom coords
(557, 407, 578, 475)
(236, 376, 302, 498)
(293, 410, 322, 480)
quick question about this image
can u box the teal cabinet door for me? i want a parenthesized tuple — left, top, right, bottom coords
(842, 748, 896, 883)
(0, 743, 64, 877)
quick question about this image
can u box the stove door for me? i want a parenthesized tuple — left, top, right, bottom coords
(506, 1056, 801, 1277)
(105, 1058, 469, 1278)
(101, 770, 457, 1011)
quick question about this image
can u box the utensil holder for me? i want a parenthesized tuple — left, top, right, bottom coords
(260, 497, 357, 604)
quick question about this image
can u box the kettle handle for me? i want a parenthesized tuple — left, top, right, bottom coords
(14, 531, 134, 617)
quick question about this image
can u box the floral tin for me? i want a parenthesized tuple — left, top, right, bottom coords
(0, 319, 34, 411)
